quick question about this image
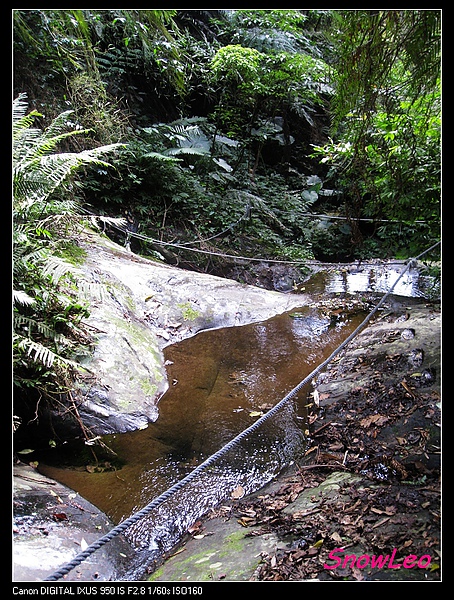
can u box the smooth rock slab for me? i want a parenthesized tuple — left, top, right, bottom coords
(70, 230, 308, 435)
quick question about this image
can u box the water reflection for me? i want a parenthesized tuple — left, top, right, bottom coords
(317, 265, 419, 296)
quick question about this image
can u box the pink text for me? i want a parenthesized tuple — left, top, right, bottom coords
(324, 547, 431, 570)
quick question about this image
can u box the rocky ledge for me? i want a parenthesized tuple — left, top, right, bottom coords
(148, 297, 440, 582)
(13, 463, 136, 581)
(66, 229, 309, 437)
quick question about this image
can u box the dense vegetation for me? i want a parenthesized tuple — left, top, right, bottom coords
(13, 10, 441, 433)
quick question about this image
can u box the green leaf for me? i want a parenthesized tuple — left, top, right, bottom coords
(302, 190, 318, 203)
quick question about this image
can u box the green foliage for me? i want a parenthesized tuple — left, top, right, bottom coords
(209, 39, 330, 139)
(13, 94, 121, 401)
(311, 90, 441, 257)
(218, 9, 331, 57)
(14, 9, 441, 265)
(331, 10, 441, 127)
(68, 73, 130, 144)
(311, 9, 441, 258)
(211, 44, 264, 85)
(98, 9, 186, 97)
(14, 98, 119, 222)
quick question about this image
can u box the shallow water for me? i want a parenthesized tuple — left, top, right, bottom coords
(38, 306, 364, 565)
(302, 263, 421, 297)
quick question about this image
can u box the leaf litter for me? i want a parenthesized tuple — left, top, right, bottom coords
(201, 298, 441, 581)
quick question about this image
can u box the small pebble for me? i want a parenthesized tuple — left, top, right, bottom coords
(401, 328, 415, 340)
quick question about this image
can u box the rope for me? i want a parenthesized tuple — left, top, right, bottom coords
(43, 240, 440, 581)
(111, 222, 307, 264)
(298, 212, 427, 224)
(83, 206, 436, 265)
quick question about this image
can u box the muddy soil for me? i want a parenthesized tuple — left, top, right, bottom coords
(149, 296, 441, 582)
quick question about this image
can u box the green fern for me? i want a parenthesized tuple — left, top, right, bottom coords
(13, 314, 65, 342)
(14, 335, 69, 369)
(14, 95, 121, 222)
(12, 94, 120, 396)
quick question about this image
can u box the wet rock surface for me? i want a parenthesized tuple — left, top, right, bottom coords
(13, 464, 135, 581)
(70, 230, 309, 437)
(149, 297, 440, 582)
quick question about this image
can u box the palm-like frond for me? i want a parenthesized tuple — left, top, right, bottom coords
(12, 94, 123, 392)
(41, 255, 81, 284)
(13, 290, 35, 306)
(14, 314, 65, 343)
(13, 94, 123, 221)
(14, 334, 67, 369)
(14, 149, 116, 218)
(164, 146, 209, 157)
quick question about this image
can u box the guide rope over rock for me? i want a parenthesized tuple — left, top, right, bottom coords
(43, 240, 440, 581)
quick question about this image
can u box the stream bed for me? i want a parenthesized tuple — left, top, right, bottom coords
(34, 261, 429, 578)
(37, 304, 364, 576)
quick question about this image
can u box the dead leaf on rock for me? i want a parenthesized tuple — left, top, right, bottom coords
(231, 485, 245, 500)
(330, 531, 343, 543)
(188, 520, 203, 535)
(249, 410, 263, 418)
(370, 505, 397, 516)
(52, 512, 68, 522)
(352, 567, 365, 581)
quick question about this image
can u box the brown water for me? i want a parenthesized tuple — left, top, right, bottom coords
(38, 306, 364, 565)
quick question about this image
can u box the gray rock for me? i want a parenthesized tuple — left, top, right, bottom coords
(67, 229, 308, 435)
(13, 464, 135, 581)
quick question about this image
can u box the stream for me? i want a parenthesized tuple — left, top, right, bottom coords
(35, 263, 424, 578)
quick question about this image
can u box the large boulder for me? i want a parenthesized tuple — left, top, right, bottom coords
(68, 230, 308, 435)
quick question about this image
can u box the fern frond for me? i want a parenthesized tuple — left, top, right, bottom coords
(14, 334, 59, 368)
(88, 215, 128, 230)
(14, 314, 65, 343)
(164, 146, 209, 157)
(76, 281, 106, 301)
(14, 146, 122, 212)
(41, 256, 81, 284)
(142, 151, 181, 163)
(12, 92, 29, 123)
(27, 339, 57, 368)
(13, 93, 42, 140)
(13, 95, 124, 218)
(13, 290, 35, 306)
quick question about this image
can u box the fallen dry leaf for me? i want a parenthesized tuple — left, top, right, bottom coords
(231, 485, 245, 500)
(187, 520, 203, 534)
(330, 531, 343, 543)
(249, 410, 263, 418)
(360, 414, 389, 428)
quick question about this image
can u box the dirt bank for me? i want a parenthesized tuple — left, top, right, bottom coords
(149, 296, 441, 582)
